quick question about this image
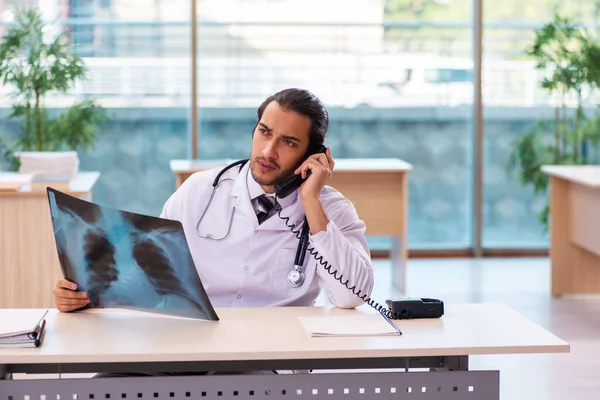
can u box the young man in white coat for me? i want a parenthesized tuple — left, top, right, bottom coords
(53, 88, 374, 313)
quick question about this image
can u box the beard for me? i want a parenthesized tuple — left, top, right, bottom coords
(251, 158, 297, 187)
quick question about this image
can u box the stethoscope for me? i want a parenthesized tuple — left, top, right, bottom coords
(195, 159, 309, 288)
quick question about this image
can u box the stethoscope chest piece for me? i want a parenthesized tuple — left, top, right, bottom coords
(287, 217, 310, 288)
(288, 268, 305, 288)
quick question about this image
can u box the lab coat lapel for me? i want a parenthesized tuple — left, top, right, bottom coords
(229, 162, 259, 223)
(230, 162, 305, 231)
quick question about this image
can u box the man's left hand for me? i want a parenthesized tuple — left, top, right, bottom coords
(296, 147, 335, 201)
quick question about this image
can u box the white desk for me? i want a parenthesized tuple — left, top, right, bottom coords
(0, 304, 568, 400)
(170, 158, 413, 293)
(541, 165, 600, 295)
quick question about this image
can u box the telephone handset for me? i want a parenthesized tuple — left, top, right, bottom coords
(274, 144, 327, 199)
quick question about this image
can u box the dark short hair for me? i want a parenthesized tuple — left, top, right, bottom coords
(257, 88, 328, 153)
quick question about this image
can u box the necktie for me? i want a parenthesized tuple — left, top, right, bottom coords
(256, 194, 278, 224)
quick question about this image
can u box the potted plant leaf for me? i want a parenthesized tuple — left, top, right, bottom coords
(510, 13, 600, 229)
(0, 8, 105, 179)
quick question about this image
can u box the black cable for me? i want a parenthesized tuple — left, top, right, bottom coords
(275, 207, 409, 320)
(294, 217, 310, 267)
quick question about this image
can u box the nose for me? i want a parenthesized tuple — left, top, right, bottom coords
(262, 140, 277, 160)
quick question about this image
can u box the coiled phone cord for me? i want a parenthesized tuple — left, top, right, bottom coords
(275, 207, 409, 320)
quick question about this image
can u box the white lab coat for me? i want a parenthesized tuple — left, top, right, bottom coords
(160, 161, 374, 309)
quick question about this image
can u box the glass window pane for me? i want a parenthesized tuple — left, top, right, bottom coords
(195, 0, 474, 250)
(0, 1, 191, 216)
(482, 2, 595, 248)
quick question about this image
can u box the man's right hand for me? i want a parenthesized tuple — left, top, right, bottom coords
(53, 279, 90, 312)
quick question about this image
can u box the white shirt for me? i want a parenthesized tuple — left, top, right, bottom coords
(247, 166, 293, 218)
(160, 161, 374, 309)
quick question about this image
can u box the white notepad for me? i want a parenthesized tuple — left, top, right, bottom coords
(0, 309, 48, 338)
(298, 313, 402, 337)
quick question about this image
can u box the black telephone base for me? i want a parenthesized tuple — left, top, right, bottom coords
(385, 297, 444, 319)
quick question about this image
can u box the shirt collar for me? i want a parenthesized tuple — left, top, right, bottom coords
(245, 163, 298, 210)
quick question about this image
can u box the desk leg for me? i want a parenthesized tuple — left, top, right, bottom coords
(0, 364, 11, 380)
(430, 356, 469, 373)
(391, 170, 409, 295)
(391, 235, 406, 295)
(443, 355, 469, 371)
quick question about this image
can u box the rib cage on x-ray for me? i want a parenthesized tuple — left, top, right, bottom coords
(47, 188, 219, 321)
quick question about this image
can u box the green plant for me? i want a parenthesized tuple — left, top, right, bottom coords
(0, 8, 105, 170)
(510, 13, 600, 229)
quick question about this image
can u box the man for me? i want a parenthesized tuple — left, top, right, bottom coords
(53, 88, 374, 312)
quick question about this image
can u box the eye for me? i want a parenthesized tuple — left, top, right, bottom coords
(284, 140, 296, 147)
(258, 128, 268, 135)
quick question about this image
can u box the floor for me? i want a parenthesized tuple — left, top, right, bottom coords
(316, 257, 599, 400)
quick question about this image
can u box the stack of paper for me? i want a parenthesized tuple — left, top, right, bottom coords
(17, 151, 79, 180)
(0, 309, 48, 348)
(298, 313, 402, 337)
(0, 172, 33, 191)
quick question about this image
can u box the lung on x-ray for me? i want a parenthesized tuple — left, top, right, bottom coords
(46, 187, 219, 321)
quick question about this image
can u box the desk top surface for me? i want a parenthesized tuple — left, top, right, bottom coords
(0, 172, 100, 196)
(170, 158, 413, 173)
(0, 304, 568, 365)
(541, 165, 600, 188)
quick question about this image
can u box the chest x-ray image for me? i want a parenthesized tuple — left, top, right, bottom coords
(47, 188, 219, 321)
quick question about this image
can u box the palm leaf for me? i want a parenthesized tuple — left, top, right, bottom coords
(0, 8, 105, 158)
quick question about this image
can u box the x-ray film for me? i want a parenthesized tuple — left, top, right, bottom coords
(46, 188, 219, 321)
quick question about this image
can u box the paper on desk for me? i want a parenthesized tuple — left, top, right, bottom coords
(298, 314, 402, 337)
(0, 172, 33, 183)
(0, 309, 47, 338)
